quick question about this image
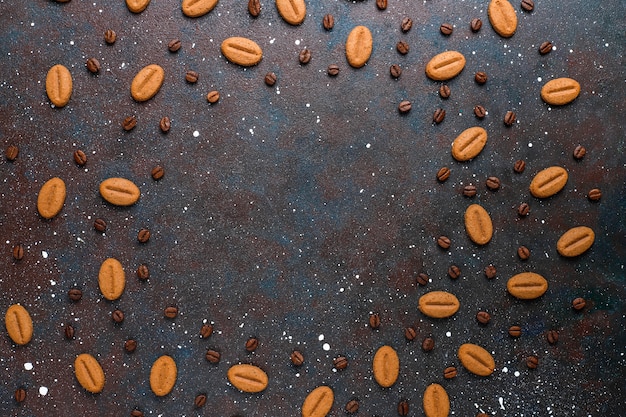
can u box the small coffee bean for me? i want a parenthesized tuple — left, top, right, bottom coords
(517, 246, 530, 260)
(401, 17, 413, 33)
(521, 0, 534, 12)
(68, 288, 83, 301)
(112, 309, 124, 323)
(94, 218, 107, 233)
(322, 14, 334, 30)
(477, 414, 490, 417)
(151, 165, 164, 181)
(433, 108, 446, 124)
(475, 71, 488, 84)
(518, 203, 530, 217)
(437, 236, 451, 249)
(572, 297, 586, 310)
(474, 105, 486, 119)
(396, 41, 409, 55)
(390, 64, 402, 78)
(514, 159, 526, 173)
(206, 349, 221, 363)
(504, 110, 517, 126)
(137, 264, 149, 280)
(398, 399, 409, 416)
(443, 366, 457, 379)
(345, 399, 359, 414)
(194, 394, 207, 408)
(291, 350, 304, 366)
(437, 166, 450, 182)
(486, 176, 501, 190)
(12, 244, 24, 261)
(73, 150, 87, 166)
(200, 323, 214, 338)
(64, 324, 75, 340)
(587, 188, 602, 201)
(508, 325, 522, 338)
(104, 29, 116, 44)
(122, 116, 137, 131)
(248, 0, 261, 17)
(416, 273, 429, 286)
(185, 70, 199, 83)
(264, 72, 277, 86)
(159, 116, 171, 132)
(439, 84, 450, 98)
(448, 265, 461, 279)
(369, 312, 381, 329)
(299, 48, 311, 64)
(327, 64, 340, 76)
(164, 306, 178, 319)
(476, 311, 491, 325)
(376, 0, 387, 10)
(539, 41, 553, 55)
(398, 100, 411, 113)
(440, 23, 453, 35)
(463, 184, 477, 197)
(168, 39, 181, 52)
(124, 339, 137, 352)
(404, 326, 417, 341)
(207, 90, 220, 103)
(246, 337, 259, 351)
(573, 145, 586, 160)
(484, 265, 497, 279)
(137, 228, 151, 243)
(470, 18, 482, 32)
(15, 387, 26, 403)
(333, 355, 348, 370)
(5, 144, 19, 161)
(131, 409, 144, 417)
(422, 337, 435, 352)
(86, 58, 101, 74)
(546, 330, 559, 344)
(526, 355, 539, 369)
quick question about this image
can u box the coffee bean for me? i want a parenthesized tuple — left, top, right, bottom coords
(151, 165, 164, 181)
(539, 41, 553, 55)
(474, 105, 486, 119)
(264, 72, 277, 86)
(299, 48, 311, 64)
(437, 166, 450, 182)
(194, 394, 207, 408)
(185, 70, 199, 83)
(130, 409, 144, 417)
(474, 71, 488, 84)
(526, 355, 539, 369)
(369, 312, 381, 329)
(517, 245, 530, 260)
(448, 265, 461, 279)
(125, 339, 137, 352)
(437, 236, 451, 249)
(404, 326, 417, 341)
(206, 349, 221, 363)
(112, 309, 124, 323)
(164, 306, 178, 319)
(514, 159, 526, 173)
(122, 116, 137, 131)
(396, 41, 409, 55)
(168, 39, 181, 52)
(440, 23, 453, 35)
(327, 64, 340, 76)
(508, 325, 522, 337)
(477, 414, 490, 417)
(546, 330, 559, 344)
(572, 297, 586, 310)
(68, 288, 83, 301)
(476, 311, 491, 325)
(14, 387, 26, 403)
(93, 218, 107, 233)
(439, 84, 451, 98)
(206, 90, 220, 103)
(73, 149, 87, 166)
(104, 29, 116, 44)
(137, 228, 151, 243)
(504, 110, 517, 126)
(470, 18, 483, 32)
(200, 323, 214, 338)
(137, 264, 149, 280)
(86, 58, 101, 74)
(422, 337, 435, 352)
(12, 244, 24, 261)
(64, 324, 75, 340)
(463, 184, 477, 197)
(397, 399, 409, 416)
(248, 0, 261, 17)
(521, 0, 534, 12)
(322, 14, 334, 30)
(398, 100, 411, 113)
(401, 17, 413, 32)
(159, 116, 171, 132)
(587, 188, 602, 201)
(5, 144, 19, 161)
(333, 355, 348, 370)
(345, 399, 359, 414)
(486, 176, 501, 190)
(573, 145, 586, 160)
(443, 366, 457, 379)
(375, 0, 387, 10)
(518, 203, 530, 217)
(484, 265, 497, 279)
(433, 108, 446, 124)
(291, 350, 304, 366)
(246, 337, 259, 351)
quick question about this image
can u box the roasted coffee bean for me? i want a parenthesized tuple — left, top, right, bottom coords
(440, 23, 453, 35)
(439, 84, 451, 98)
(137, 228, 151, 243)
(137, 264, 149, 280)
(369, 312, 381, 329)
(94, 217, 107, 233)
(518, 203, 530, 217)
(470, 18, 483, 32)
(504, 110, 517, 126)
(518, 245, 530, 260)
(526, 355, 539, 369)
(131, 409, 144, 417)
(86, 58, 101, 74)
(207, 90, 220, 103)
(546, 330, 559, 344)
(299, 48, 311, 64)
(125, 339, 137, 352)
(573, 145, 586, 160)
(112, 309, 124, 323)
(474, 105, 486, 118)
(291, 350, 304, 366)
(345, 399, 359, 414)
(164, 306, 178, 319)
(5, 144, 19, 161)
(64, 324, 75, 340)
(477, 414, 490, 417)
(327, 64, 340, 76)
(397, 399, 409, 416)
(588, 188, 602, 201)
(514, 159, 526, 173)
(521, 0, 534, 12)
(475, 71, 488, 84)
(122, 116, 137, 131)
(206, 349, 221, 363)
(151, 165, 164, 181)
(433, 108, 446, 124)
(476, 311, 491, 325)
(396, 41, 409, 55)
(463, 184, 477, 197)
(12, 244, 24, 261)
(422, 337, 435, 352)
(415, 273, 429, 287)
(68, 288, 83, 301)
(333, 355, 348, 370)
(401, 17, 413, 32)
(246, 337, 259, 351)
(14, 387, 26, 403)
(159, 116, 171, 132)
(376, 0, 387, 10)
(508, 325, 522, 337)
(486, 176, 501, 190)
(104, 29, 116, 44)
(443, 366, 457, 379)
(200, 323, 214, 338)
(437, 167, 450, 182)
(264, 72, 277, 86)
(398, 100, 411, 113)
(404, 326, 417, 341)
(437, 236, 451, 249)
(248, 0, 261, 17)
(484, 265, 497, 279)
(572, 297, 586, 310)
(539, 41, 553, 55)
(168, 39, 181, 52)
(322, 14, 334, 30)
(73, 149, 87, 166)
(389, 64, 402, 78)
(448, 265, 461, 279)
(185, 70, 199, 83)
(194, 394, 207, 408)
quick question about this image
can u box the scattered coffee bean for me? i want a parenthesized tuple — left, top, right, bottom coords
(486, 176, 501, 190)
(168, 39, 181, 52)
(526, 355, 539, 369)
(333, 355, 348, 370)
(504, 110, 517, 126)
(299, 48, 311, 64)
(206, 349, 221, 363)
(572, 297, 586, 310)
(291, 350, 304, 366)
(164, 306, 178, 319)
(137, 228, 151, 243)
(437, 236, 451, 249)
(112, 309, 124, 323)
(573, 145, 586, 160)
(518, 203, 530, 217)
(401, 17, 413, 33)
(376, 0, 387, 10)
(448, 265, 461, 279)
(125, 339, 137, 352)
(521, 0, 534, 12)
(5, 144, 19, 161)
(248, 0, 261, 17)
(151, 165, 164, 181)
(509, 325, 522, 338)
(12, 244, 24, 261)
(137, 264, 149, 280)
(404, 326, 417, 341)
(475, 71, 488, 84)
(200, 323, 214, 338)
(476, 311, 491, 325)
(484, 265, 497, 279)
(477, 414, 490, 417)
(396, 41, 409, 55)
(443, 366, 457, 379)
(64, 324, 75, 340)
(345, 399, 359, 414)
(539, 41, 553, 55)
(463, 184, 477, 197)
(470, 18, 482, 32)
(397, 399, 409, 416)
(207, 90, 220, 103)
(517, 245, 530, 260)
(194, 394, 207, 408)
(437, 166, 450, 182)
(514, 159, 526, 173)
(398, 100, 411, 113)
(546, 330, 559, 344)
(327, 64, 340, 76)
(264, 72, 277, 86)
(439, 84, 451, 98)
(73, 149, 87, 166)
(86, 58, 101, 74)
(473, 105, 486, 119)
(587, 188, 602, 201)
(159, 116, 171, 132)
(369, 312, 381, 329)
(185, 70, 199, 83)
(422, 337, 435, 352)
(416, 273, 429, 287)
(14, 387, 26, 403)
(246, 337, 259, 351)
(440, 23, 453, 35)
(104, 29, 116, 44)
(122, 116, 137, 131)
(390, 64, 402, 78)
(130, 409, 144, 417)
(68, 288, 83, 302)
(433, 108, 446, 124)
(322, 14, 334, 30)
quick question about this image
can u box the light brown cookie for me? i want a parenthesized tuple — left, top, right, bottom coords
(425, 51, 466, 81)
(458, 343, 495, 376)
(423, 383, 450, 417)
(181, 0, 219, 18)
(345, 26, 373, 68)
(130, 64, 164, 102)
(488, 0, 518, 38)
(5, 304, 33, 345)
(221, 37, 263, 67)
(74, 353, 105, 393)
(419, 291, 460, 318)
(227, 364, 268, 393)
(464, 204, 493, 245)
(275, 0, 306, 25)
(99, 177, 141, 206)
(302, 385, 334, 417)
(529, 166, 568, 198)
(557, 226, 595, 257)
(372, 345, 399, 388)
(98, 258, 126, 301)
(507, 272, 548, 299)
(451, 127, 488, 161)
(150, 355, 177, 396)
(37, 177, 66, 219)
(541, 78, 581, 105)
(46, 64, 72, 107)
(126, 0, 150, 13)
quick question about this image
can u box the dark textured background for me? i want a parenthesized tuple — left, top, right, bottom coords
(1, 0, 625, 416)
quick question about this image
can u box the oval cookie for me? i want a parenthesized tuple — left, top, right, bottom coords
(345, 26, 373, 68)
(541, 78, 581, 105)
(227, 364, 268, 393)
(130, 64, 164, 102)
(464, 204, 493, 245)
(276, 0, 306, 25)
(99, 177, 141, 206)
(507, 272, 548, 299)
(37, 177, 66, 219)
(98, 258, 125, 301)
(451, 126, 488, 161)
(5, 304, 33, 345)
(529, 166, 568, 198)
(557, 226, 595, 257)
(425, 51, 466, 81)
(458, 343, 495, 376)
(419, 291, 460, 318)
(302, 385, 334, 417)
(126, 0, 150, 13)
(150, 355, 177, 396)
(46, 64, 72, 107)
(182, 0, 219, 17)
(221, 37, 263, 67)
(423, 383, 450, 417)
(74, 353, 105, 393)
(488, 0, 517, 38)
(372, 345, 399, 388)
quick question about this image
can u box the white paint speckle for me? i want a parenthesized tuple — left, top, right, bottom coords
(42, 251, 48, 259)
(318, 334, 324, 341)
(24, 362, 33, 371)
(193, 130, 199, 137)
(446, 331, 451, 337)
(499, 397, 505, 410)
(528, 142, 533, 148)
(322, 343, 330, 351)
(39, 386, 48, 396)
